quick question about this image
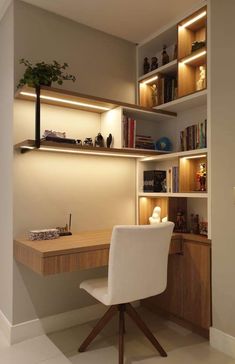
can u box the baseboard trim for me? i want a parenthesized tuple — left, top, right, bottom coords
(1, 303, 106, 345)
(0, 310, 11, 344)
(210, 327, 235, 359)
(1, 301, 140, 345)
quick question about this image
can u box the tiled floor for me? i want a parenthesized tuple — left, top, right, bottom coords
(1, 308, 235, 364)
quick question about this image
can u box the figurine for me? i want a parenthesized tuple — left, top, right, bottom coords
(95, 133, 104, 147)
(196, 65, 206, 91)
(83, 137, 93, 146)
(151, 57, 158, 71)
(175, 210, 187, 232)
(143, 57, 150, 74)
(196, 162, 207, 191)
(149, 206, 161, 224)
(161, 45, 169, 65)
(162, 216, 168, 223)
(76, 139, 82, 146)
(106, 133, 113, 148)
(151, 84, 158, 106)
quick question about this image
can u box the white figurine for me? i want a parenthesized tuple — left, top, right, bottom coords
(162, 216, 168, 223)
(196, 65, 206, 91)
(149, 206, 161, 224)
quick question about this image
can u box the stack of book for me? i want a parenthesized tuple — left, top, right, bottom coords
(122, 115, 136, 148)
(180, 119, 207, 151)
(135, 135, 155, 150)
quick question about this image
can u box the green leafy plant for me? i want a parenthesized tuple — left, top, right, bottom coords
(17, 59, 76, 88)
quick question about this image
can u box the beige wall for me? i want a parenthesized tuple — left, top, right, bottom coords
(14, 0, 136, 102)
(13, 1, 136, 324)
(0, 3, 14, 323)
(210, 0, 235, 337)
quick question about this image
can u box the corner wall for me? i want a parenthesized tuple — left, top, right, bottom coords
(13, 0, 136, 326)
(0, 2, 14, 324)
(209, 0, 235, 357)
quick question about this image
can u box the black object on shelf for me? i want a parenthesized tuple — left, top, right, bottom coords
(44, 136, 77, 144)
(59, 231, 72, 236)
(143, 170, 167, 192)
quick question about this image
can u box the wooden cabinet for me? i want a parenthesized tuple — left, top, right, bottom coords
(142, 237, 211, 337)
(183, 240, 211, 329)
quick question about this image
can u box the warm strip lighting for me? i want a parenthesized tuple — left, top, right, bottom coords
(183, 154, 206, 160)
(142, 75, 158, 85)
(180, 10, 207, 28)
(20, 92, 111, 111)
(181, 50, 206, 64)
(20, 146, 147, 158)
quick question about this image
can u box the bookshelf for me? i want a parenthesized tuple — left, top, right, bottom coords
(136, 5, 209, 239)
(137, 6, 207, 107)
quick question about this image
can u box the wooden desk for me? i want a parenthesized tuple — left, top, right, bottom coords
(14, 229, 183, 276)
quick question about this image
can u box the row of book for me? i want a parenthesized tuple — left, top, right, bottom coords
(180, 119, 207, 151)
(155, 76, 177, 106)
(122, 116, 155, 149)
(143, 167, 179, 193)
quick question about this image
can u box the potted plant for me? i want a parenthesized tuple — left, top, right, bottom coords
(17, 59, 76, 88)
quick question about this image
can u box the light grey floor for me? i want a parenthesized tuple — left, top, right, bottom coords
(0, 308, 235, 364)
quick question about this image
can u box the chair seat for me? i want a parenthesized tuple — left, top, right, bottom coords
(80, 277, 109, 305)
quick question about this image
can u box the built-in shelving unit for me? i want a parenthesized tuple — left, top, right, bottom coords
(136, 5, 209, 239)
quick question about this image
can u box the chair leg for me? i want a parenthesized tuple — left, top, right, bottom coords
(118, 304, 125, 364)
(78, 305, 118, 352)
(126, 303, 167, 357)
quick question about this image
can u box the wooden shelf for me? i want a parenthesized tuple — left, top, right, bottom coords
(16, 85, 176, 118)
(138, 59, 177, 82)
(179, 47, 207, 67)
(138, 192, 208, 198)
(14, 139, 166, 158)
(140, 148, 207, 162)
(154, 89, 207, 112)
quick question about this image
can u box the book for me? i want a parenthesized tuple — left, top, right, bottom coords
(143, 170, 167, 192)
(180, 119, 207, 151)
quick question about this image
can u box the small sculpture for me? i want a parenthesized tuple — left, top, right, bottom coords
(162, 216, 168, 223)
(143, 57, 150, 74)
(191, 40, 206, 52)
(95, 133, 104, 147)
(83, 137, 93, 146)
(77, 139, 82, 146)
(149, 206, 161, 225)
(151, 84, 158, 106)
(196, 162, 207, 191)
(175, 210, 187, 232)
(161, 45, 169, 65)
(106, 133, 113, 148)
(190, 214, 200, 234)
(196, 65, 206, 91)
(151, 57, 158, 71)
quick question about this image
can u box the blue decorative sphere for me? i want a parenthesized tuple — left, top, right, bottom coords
(155, 137, 172, 151)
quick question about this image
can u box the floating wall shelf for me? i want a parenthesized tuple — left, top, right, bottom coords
(16, 85, 177, 118)
(15, 139, 166, 158)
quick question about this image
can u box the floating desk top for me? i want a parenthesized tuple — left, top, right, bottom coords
(14, 229, 210, 276)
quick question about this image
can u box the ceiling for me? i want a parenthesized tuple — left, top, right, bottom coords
(20, 0, 204, 43)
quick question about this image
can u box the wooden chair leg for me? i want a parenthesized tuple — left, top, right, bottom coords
(126, 303, 167, 357)
(78, 305, 117, 352)
(118, 304, 125, 364)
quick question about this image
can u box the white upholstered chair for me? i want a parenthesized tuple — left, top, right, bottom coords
(79, 222, 174, 363)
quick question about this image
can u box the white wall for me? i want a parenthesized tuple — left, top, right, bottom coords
(210, 0, 235, 339)
(12, 0, 136, 325)
(0, 3, 14, 323)
(14, 0, 136, 102)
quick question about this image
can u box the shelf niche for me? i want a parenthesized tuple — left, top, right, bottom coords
(179, 154, 207, 193)
(178, 6, 207, 98)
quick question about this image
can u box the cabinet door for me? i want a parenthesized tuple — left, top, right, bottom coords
(144, 254, 183, 317)
(183, 241, 211, 329)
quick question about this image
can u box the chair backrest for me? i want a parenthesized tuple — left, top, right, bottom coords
(106, 222, 174, 305)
